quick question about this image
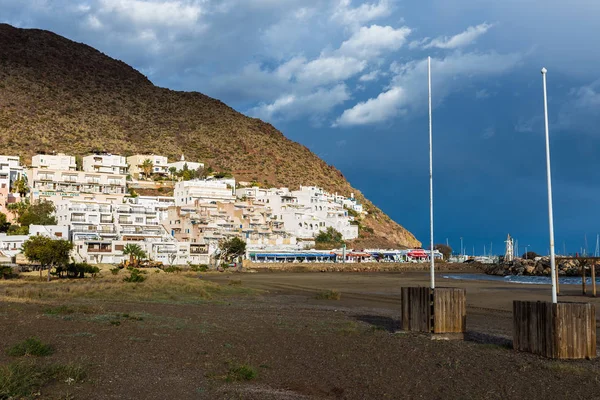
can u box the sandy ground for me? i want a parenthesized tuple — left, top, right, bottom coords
(1, 270, 600, 399)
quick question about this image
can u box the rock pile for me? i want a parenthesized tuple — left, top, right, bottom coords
(486, 257, 588, 277)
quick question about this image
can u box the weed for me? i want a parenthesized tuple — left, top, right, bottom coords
(228, 279, 242, 286)
(7, 338, 54, 357)
(72, 332, 95, 338)
(110, 267, 120, 275)
(226, 364, 257, 382)
(543, 362, 587, 374)
(315, 290, 341, 300)
(44, 305, 75, 315)
(123, 268, 146, 283)
(0, 361, 86, 399)
(164, 266, 182, 274)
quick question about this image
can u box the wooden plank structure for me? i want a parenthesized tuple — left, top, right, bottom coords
(513, 301, 596, 359)
(401, 287, 466, 334)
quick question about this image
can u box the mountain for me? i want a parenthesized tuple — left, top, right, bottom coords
(0, 23, 420, 249)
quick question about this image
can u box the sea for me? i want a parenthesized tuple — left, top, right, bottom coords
(442, 273, 600, 285)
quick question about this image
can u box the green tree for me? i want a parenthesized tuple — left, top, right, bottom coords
(122, 243, 147, 266)
(0, 212, 10, 233)
(434, 244, 453, 260)
(18, 200, 57, 227)
(6, 199, 29, 221)
(141, 159, 154, 180)
(219, 237, 246, 263)
(22, 236, 73, 281)
(315, 227, 344, 246)
(168, 166, 177, 179)
(12, 177, 29, 198)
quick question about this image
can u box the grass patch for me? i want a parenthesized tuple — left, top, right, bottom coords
(228, 279, 242, 286)
(0, 271, 258, 304)
(226, 364, 257, 382)
(44, 305, 75, 315)
(315, 289, 341, 300)
(6, 338, 53, 357)
(543, 362, 588, 375)
(0, 361, 86, 398)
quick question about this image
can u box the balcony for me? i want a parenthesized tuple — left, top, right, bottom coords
(87, 246, 112, 253)
(117, 209, 155, 215)
(71, 227, 98, 233)
(71, 216, 87, 222)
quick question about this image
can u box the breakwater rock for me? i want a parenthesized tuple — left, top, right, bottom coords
(485, 257, 588, 277)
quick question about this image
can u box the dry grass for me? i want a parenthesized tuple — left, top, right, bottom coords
(0, 271, 256, 304)
(315, 290, 341, 300)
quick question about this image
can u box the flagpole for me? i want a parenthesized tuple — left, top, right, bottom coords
(541, 67, 557, 304)
(428, 56, 435, 289)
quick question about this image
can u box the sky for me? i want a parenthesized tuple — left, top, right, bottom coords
(2, 0, 600, 256)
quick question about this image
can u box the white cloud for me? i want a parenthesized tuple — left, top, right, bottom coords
(557, 80, 600, 133)
(424, 22, 494, 49)
(408, 37, 429, 49)
(97, 0, 204, 28)
(337, 25, 411, 58)
(331, 0, 392, 27)
(475, 89, 490, 99)
(248, 84, 351, 122)
(336, 51, 522, 126)
(482, 127, 495, 139)
(359, 70, 380, 82)
(334, 86, 404, 126)
(296, 56, 367, 85)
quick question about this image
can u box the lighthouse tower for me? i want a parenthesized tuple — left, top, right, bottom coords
(504, 234, 514, 262)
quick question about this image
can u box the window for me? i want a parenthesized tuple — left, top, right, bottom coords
(55, 232, 63, 238)
(115, 245, 124, 251)
(135, 217, 143, 223)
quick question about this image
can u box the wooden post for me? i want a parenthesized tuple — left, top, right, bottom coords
(513, 300, 596, 359)
(582, 264, 587, 295)
(592, 262, 597, 298)
(555, 269, 560, 295)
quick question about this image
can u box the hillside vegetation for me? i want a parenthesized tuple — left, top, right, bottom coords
(0, 23, 420, 248)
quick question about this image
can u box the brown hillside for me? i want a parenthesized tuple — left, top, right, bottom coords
(0, 23, 420, 248)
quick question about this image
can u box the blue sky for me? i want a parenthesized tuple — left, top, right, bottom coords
(2, 0, 600, 255)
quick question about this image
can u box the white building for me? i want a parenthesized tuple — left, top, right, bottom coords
(167, 154, 204, 173)
(238, 185, 358, 240)
(29, 225, 69, 239)
(28, 169, 127, 201)
(31, 154, 76, 171)
(125, 196, 175, 222)
(0, 155, 24, 188)
(127, 154, 169, 179)
(83, 154, 128, 175)
(174, 180, 235, 206)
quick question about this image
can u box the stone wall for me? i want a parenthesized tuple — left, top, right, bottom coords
(243, 261, 483, 273)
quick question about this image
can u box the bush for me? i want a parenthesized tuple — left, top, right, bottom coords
(164, 266, 182, 274)
(6, 338, 53, 357)
(315, 290, 341, 300)
(0, 361, 86, 399)
(226, 364, 257, 382)
(190, 264, 209, 272)
(123, 268, 146, 283)
(0, 265, 14, 279)
(110, 267, 120, 275)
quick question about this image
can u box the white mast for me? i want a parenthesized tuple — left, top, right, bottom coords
(541, 67, 558, 304)
(428, 56, 435, 289)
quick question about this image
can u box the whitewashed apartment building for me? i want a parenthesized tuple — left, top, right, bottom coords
(174, 179, 235, 206)
(127, 154, 169, 179)
(239, 186, 359, 240)
(83, 154, 128, 175)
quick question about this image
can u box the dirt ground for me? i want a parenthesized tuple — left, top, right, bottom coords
(1, 270, 600, 399)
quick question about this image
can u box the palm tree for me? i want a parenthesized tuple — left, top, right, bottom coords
(12, 177, 28, 198)
(141, 159, 154, 180)
(122, 244, 146, 266)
